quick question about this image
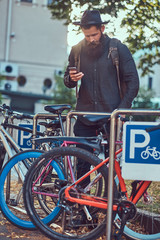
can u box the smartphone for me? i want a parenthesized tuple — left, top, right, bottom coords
(69, 67, 78, 72)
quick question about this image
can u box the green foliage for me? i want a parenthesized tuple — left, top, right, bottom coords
(52, 74, 76, 109)
(48, 0, 160, 77)
(132, 86, 159, 121)
(121, 0, 160, 77)
(48, 1, 126, 24)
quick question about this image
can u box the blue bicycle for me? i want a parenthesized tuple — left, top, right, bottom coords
(0, 104, 71, 229)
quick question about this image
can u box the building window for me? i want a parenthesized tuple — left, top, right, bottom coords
(148, 77, 153, 90)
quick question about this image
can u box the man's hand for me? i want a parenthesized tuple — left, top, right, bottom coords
(69, 69, 84, 82)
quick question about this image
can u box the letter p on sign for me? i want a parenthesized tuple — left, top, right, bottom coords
(130, 130, 150, 159)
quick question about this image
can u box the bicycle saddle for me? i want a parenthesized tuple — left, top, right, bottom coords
(44, 104, 72, 114)
(81, 114, 111, 126)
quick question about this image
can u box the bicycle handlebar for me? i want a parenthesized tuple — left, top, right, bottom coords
(13, 113, 33, 120)
(0, 104, 33, 120)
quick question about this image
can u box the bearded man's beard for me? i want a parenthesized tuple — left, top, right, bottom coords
(85, 34, 106, 60)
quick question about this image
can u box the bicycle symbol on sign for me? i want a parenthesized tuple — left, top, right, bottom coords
(141, 146, 160, 160)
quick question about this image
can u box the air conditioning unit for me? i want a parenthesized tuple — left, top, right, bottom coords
(0, 80, 18, 91)
(54, 69, 63, 77)
(0, 62, 19, 77)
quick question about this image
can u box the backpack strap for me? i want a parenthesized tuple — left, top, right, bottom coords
(74, 50, 80, 98)
(73, 40, 85, 98)
(108, 38, 123, 99)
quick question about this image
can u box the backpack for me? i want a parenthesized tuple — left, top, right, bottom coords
(73, 37, 125, 99)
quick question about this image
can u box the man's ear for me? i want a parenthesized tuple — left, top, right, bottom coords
(101, 25, 105, 33)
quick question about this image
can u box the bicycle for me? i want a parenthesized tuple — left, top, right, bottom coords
(0, 104, 71, 229)
(23, 118, 160, 240)
(141, 146, 160, 160)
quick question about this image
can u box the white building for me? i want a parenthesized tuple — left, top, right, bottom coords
(0, 0, 160, 112)
(0, 0, 68, 113)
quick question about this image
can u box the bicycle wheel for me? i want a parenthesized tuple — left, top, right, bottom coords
(0, 150, 65, 229)
(115, 180, 160, 240)
(154, 151, 160, 160)
(24, 147, 117, 240)
(141, 151, 149, 159)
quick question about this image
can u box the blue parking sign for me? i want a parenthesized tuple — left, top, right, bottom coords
(17, 124, 40, 149)
(122, 121, 160, 181)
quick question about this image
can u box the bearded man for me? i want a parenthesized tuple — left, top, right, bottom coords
(64, 10, 139, 185)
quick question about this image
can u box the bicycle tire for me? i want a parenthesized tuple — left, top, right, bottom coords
(0, 150, 65, 229)
(141, 151, 149, 159)
(154, 151, 160, 160)
(115, 180, 160, 240)
(24, 147, 116, 240)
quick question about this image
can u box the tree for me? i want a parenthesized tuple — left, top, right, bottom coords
(48, 0, 160, 76)
(132, 86, 159, 121)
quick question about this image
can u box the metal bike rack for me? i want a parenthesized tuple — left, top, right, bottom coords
(66, 110, 111, 136)
(106, 108, 160, 240)
(32, 113, 66, 149)
(32, 110, 111, 148)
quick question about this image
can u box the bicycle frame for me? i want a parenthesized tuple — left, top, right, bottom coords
(61, 147, 151, 210)
(0, 125, 22, 158)
(32, 140, 82, 198)
(34, 135, 103, 186)
(31, 147, 119, 208)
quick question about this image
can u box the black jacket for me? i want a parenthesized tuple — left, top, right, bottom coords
(64, 35, 139, 113)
